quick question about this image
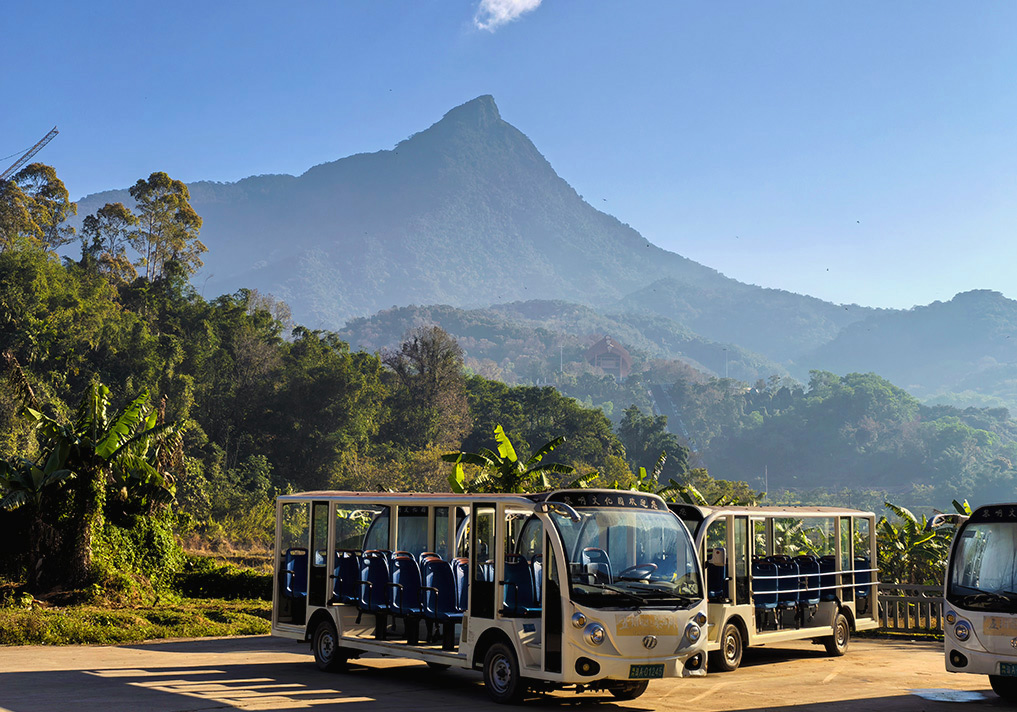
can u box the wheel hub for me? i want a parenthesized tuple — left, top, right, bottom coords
(491, 654, 511, 693)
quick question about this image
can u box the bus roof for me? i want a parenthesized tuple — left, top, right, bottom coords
(277, 489, 671, 509)
(668, 503, 876, 518)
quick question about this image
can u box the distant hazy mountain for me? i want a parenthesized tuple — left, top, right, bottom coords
(74, 95, 872, 352)
(616, 277, 878, 363)
(338, 299, 787, 384)
(805, 290, 1017, 409)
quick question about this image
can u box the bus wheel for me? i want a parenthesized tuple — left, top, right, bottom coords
(609, 680, 649, 700)
(711, 622, 743, 672)
(312, 619, 347, 672)
(823, 612, 849, 656)
(483, 641, 526, 704)
(990, 675, 1017, 702)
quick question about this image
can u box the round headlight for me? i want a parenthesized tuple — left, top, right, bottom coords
(584, 622, 606, 646)
(686, 622, 702, 643)
(694, 611, 708, 626)
(945, 612, 956, 625)
(572, 612, 587, 629)
(954, 620, 971, 641)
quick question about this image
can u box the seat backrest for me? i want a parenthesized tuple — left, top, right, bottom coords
(284, 548, 308, 597)
(581, 547, 612, 584)
(422, 558, 459, 617)
(531, 555, 543, 604)
(705, 559, 727, 601)
(334, 550, 361, 603)
(751, 560, 778, 608)
(854, 556, 872, 596)
(819, 555, 838, 601)
(359, 551, 390, 610)
(502, 558, 536, 615)
(452, 557, 470, 610)
(794, 555, 821, 603)
(390, 555, 422, 613)
(766, 555, 798, 605)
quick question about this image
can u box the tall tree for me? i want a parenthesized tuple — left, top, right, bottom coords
(618, 405, 689, 482)
(0, 163, 76, 252)
(382, 326, 471, 449)
(129, 172, 205, 280)
(82, 202, 139, 281)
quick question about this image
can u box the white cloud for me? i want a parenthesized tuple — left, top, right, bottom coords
(474, 0, 542, 32)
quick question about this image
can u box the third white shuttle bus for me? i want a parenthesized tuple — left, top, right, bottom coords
(668, 503, 878, 671)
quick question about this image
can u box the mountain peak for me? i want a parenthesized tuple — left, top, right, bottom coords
(442, 94, 501, 123)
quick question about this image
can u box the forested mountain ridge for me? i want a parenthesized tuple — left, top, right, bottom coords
(805, 290, 1017, 411)
(338, 299, 786, 385)
(73, 96, 875, 350)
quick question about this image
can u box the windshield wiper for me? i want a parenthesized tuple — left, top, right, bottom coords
(617, 582, 700, 604)
(577, 582, 647, 606)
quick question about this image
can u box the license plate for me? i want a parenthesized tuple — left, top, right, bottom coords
(628, 664, 664, 679)
(1001, 663, 1017, 677)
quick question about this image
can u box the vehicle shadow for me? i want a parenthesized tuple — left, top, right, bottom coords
(0, 636, 650, 712)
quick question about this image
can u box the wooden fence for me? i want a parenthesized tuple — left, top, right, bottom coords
(878, 583, 943, 633)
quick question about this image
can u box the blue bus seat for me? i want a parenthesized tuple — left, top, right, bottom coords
(819, 556, 838, 601)
(358, 550, 391, 613)
(421, 559, 463, 624)
(452, 557, 470, 610)
(854, 556, 872, 597)
(794, 555, 821, 605)
(767, 555, 798, 609)
(332, 550, 360, 604)
(389, 554, 423, 617)
(501, 557, 540, 617)
(283, 548, 308, 598)
(531, 555, 543, 604)
(751, 560, 778, 610)
(581, 547, 612, 584)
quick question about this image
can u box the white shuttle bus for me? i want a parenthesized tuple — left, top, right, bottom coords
(668, 504, 879, 671)
(272, 489, 707, 703)
(943, 503, 1017, 702)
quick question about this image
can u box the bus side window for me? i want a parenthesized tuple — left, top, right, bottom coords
(434, 507, 450, 559)
(705, 519, 728, 602)
(278, 501, 310, 624)
(362, 506, 391, 552)
(397, 506, 428, 556)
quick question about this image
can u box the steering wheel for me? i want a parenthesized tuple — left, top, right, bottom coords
(617, 563, 658, 581)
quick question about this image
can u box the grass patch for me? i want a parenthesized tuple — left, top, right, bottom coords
(0, 598, 270, 646)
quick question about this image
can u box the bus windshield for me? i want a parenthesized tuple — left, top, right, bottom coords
(551, 506, 700, 608)
(949, 521, 1017, 612)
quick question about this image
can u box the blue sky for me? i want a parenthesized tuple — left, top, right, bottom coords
(4, 1, 1016, 310)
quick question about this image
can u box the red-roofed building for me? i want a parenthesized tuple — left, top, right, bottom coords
(585, 336, 633, 381)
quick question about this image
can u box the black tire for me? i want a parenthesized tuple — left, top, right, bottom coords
(483, 641, 526, 704)
(823, 612, 850, 656)
(609, 680, 649, 700)
(312, 619, 347, 672)
(426, 661, 451, 671)
(710, 621, 744, 672)
(990, 675, 1017, 703)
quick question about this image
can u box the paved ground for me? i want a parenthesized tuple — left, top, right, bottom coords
(0, 635, 1006, 711)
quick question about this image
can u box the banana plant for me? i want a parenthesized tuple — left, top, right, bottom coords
(443, 425, 574, 494)
(877, 501, 949, 586)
